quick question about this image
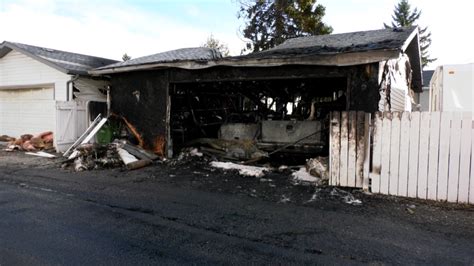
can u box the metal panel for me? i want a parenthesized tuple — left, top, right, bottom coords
(219, 123, 259, 141)
(261, 120, 321, 144)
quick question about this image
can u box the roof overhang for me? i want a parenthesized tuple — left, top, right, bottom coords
(89, 49, 401, 75)
(89, 27, 423, 91)
(0, 41, 71, 75)
(400, 27, 423, 92)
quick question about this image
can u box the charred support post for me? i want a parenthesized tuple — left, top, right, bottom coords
(347, 63, 380, 112)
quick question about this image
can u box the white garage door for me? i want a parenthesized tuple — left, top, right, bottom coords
(0, 87, 56, 137)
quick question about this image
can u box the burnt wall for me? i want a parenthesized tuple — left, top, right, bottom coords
(347, 63, 381, 112)
(108, 63, 381, 157)
(171, 64, 381, 112)
(169, 65, 347, 83)
(110, 70, 169, 156)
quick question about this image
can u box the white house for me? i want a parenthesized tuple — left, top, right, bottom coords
(0, 41, 118, 151)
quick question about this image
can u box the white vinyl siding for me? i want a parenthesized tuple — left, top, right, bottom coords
(0, 87, 56, 137)
(0, 50, 71, 101)
(378, 54, 412, 112)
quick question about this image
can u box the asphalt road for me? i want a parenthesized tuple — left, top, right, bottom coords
(0, 165, 473, 265)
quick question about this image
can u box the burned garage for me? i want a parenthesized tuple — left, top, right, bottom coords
(90, 26, 422, 160)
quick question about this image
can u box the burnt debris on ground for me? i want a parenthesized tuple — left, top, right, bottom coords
(63, 140, 159, 172)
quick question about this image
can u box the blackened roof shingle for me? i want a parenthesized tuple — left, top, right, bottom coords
(239, 26, 418, 59)
(96, 47, 222, 71)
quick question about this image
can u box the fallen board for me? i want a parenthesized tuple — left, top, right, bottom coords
(122, 142, 159, 160)
(25, 151, 57, 158)
(63, 114, 102, 157)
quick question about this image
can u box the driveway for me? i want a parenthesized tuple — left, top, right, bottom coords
(0, 150, 473, 264)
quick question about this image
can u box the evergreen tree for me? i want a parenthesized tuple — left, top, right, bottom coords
(384, 0, 435, 67)
(202, 34, 230, 56)
(239, 0, 332, 53)
(122, 53, 131, 62)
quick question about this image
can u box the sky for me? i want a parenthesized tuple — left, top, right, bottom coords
(1, 0, 473, 69)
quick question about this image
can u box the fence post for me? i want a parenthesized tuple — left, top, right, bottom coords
(362, 113, 371, 191)
(371, 112, 383, 193)
(427, 112, 441, 200)
(398, 112, 411, 197)
(380, 112, 392, 195)
(389, 112, 401, 195)
(407, 112, 420, 198)
(458, 112, 472, 203)
(330, 112, 341, 186)
(447, 112, 462, 202)
(339, 112, 349, 187)
(417, 112, 431, 199)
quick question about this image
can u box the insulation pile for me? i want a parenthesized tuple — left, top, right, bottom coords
(3, 132, 54, 152)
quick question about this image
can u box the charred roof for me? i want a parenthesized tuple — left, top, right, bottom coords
(90, 27, 421, 91)
(95, 47, 222, 71)
(238, 26, 418, 60)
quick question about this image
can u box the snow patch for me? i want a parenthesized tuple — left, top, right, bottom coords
(292, 167, 320, 183)
(210, 161, 269, 177)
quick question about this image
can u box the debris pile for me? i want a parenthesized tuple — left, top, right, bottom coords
(287, 157, 329, 185)
(210, 161, 270, 177)
(188, 138, 268, 161)
(3, 131, 54, 152)
(71, 143, 122, 171)
(330, 188, 362, 205)
(66, 140, 158, 172)
(166, 147, 208, 168)
(292, 167, 321, 184)
(57, 114, 159, 171)
(305, 156, 329, 183)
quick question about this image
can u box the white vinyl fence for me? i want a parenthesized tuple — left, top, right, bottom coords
(330, 111, 474, 204)
(55, 101, 87, 152)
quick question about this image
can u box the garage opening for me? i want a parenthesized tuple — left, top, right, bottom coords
(169, 77, 347, 162)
